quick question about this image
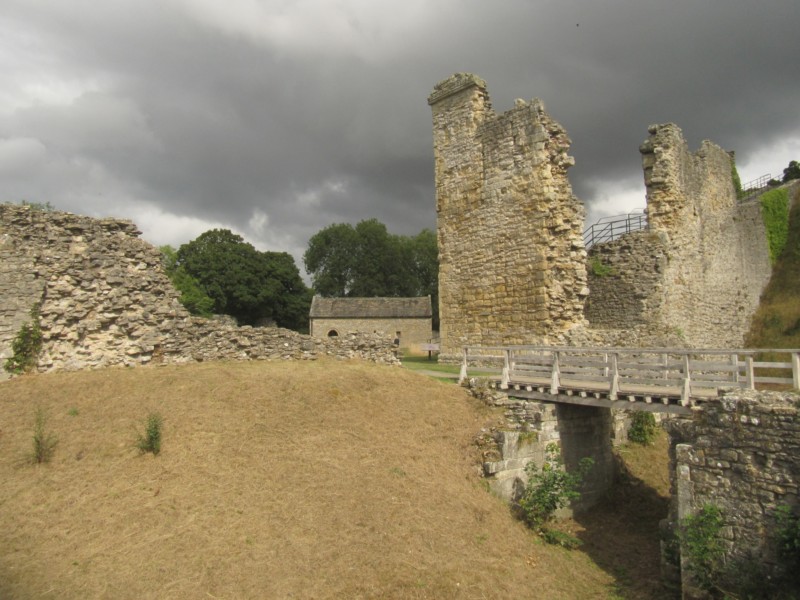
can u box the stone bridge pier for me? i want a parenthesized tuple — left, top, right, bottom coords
(479, 393, 621, 515)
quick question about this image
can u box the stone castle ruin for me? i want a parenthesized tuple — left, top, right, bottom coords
(0, 205, 397, 377)
(429, 74, 588, 362)
(430, 73, 774, 357)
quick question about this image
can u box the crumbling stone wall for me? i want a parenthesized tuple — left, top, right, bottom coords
(638, 124, 771, 347)
(0, 204, 398, 377)
(429, 74, 587, 362)
(665, 390, 800, 597)
(583, 124, 773, 348)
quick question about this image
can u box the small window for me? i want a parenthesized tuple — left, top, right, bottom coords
(327, 329, 339, 338)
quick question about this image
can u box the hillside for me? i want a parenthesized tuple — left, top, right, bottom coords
(746, 183, 800, 349)
(0, 359, 668, 599)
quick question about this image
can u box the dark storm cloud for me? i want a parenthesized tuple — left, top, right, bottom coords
(1, 0, 798, 269)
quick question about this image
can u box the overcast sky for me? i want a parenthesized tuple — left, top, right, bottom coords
(2, 0, 799, 275)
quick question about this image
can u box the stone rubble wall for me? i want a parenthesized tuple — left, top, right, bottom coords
(474, 384, 624, 513)
(0, 204, 398, 378)
(430, 74, 587, 362)
(634, 124, 772, 348)
(665, 390, 800, 596)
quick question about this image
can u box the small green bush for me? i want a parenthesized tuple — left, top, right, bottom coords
(4, 305, 42, 374)
(136, 413, 163, 455)
(628, 411, 657, 445)
(518, 444, 593, 545)
(679, 504, 725, 591)
(776, 505, 800, 586)
(589, 257, 614, 277)
(760, 188, 790, 263)
(32, 407, 58, 464)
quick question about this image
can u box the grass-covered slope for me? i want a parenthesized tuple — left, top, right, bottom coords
(746, 184, 800, 349)
(1, 359, 633, 599)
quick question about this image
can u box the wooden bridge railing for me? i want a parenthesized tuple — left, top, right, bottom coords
(459, 346, 800, 407)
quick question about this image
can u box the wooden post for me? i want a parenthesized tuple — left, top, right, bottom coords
(609, 353, 619, 401)
(730, 353, 739, 385)
(458, 348, 468, 385)
(792, 352, 800, 390)
(745, 356, 755, 390)
(603, 353, 609, 378)
(501, 349, 510, 390)
(550, 351, 560, 395)
(662, 353, 669, 379)
(681, 354, 691, 406)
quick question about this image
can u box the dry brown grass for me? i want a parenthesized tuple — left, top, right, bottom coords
(0, 359, 625, 599)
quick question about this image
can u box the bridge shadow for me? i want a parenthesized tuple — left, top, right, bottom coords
(566, 449, 677, 599)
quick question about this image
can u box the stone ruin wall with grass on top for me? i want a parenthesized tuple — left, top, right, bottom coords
(0, 204, 399, 378)
(429, 74, 588, 363)
(586, 124, 773, 348)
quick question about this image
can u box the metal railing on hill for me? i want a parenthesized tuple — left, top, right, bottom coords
(738, 173, 772, 201)
(583, 209, 647, 249)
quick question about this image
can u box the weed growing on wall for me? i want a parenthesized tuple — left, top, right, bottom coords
(136, 413, 163, 455)
(776, 505, 800, 588)
(760, 188, 790, 263)
(4, 305, 42, 375)
(589, 257, 614, 277)
(32, 407, 58, 464)
(731, 160, 743, 198)
(627, 412, 657, 445)
(518, 443, 593, 548)
(679, 504, 725, 592)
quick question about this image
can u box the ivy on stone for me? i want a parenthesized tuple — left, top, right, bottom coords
(760, 188, 789, 264)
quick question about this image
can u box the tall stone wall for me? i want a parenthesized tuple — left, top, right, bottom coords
(0, 204, 398, 377)
(584, 124, 773, 348)
(429, 74, 587, 362)
(637, 124, 772, 347)
(664, 390, 800, 597)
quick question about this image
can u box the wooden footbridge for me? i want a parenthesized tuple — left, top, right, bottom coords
(458, 346, 800, 415)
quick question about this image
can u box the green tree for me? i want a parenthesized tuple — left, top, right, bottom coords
(160, 245, 215, 317)
(783, 160, 800, 183)
(176, 229, 310, 330)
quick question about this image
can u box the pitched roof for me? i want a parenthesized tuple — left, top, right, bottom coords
(309, 296, 432, 319)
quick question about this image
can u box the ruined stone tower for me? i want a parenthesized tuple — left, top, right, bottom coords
(429, 74, 588, 361)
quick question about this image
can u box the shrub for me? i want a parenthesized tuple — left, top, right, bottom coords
(679, 504, 725, 591)
(760, 188, 790, 263)
(4, 305, 42, 375)
(776, 505, 800, 587)
(136, 413, 163, 455)
(627, 411, 657, 445)
(589, 257, 614, 277)
(32, 407, 58, 464)
(518, 443, 593, 544)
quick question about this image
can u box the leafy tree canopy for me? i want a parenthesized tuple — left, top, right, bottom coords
(783, 160, 800, 183)
(304, 219, 439, 328)
(175, 229, 311, 330)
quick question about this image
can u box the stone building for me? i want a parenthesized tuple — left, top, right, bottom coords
(428, 73, 588, 362)
(309, 296, 433, 352)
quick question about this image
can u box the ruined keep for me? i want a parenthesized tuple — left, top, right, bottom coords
(429, 74, 588, 362)
(586, 124, 773, 348)
(0, 204, 398, 377)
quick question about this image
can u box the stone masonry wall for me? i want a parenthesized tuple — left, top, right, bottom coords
(0, 204, 398, 377)
(585, 230, 670, 328)
(429, 74, 587, 362)
(637, 124, 772, 348)
(310, 317, 432, 351)
(665, 390, 800, 597)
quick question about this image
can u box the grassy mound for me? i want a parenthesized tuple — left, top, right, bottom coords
(747, 184, 800, 349)
(1, 359, 630, 599)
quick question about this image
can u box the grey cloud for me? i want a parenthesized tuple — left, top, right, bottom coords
(1, 0, 799, 273)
